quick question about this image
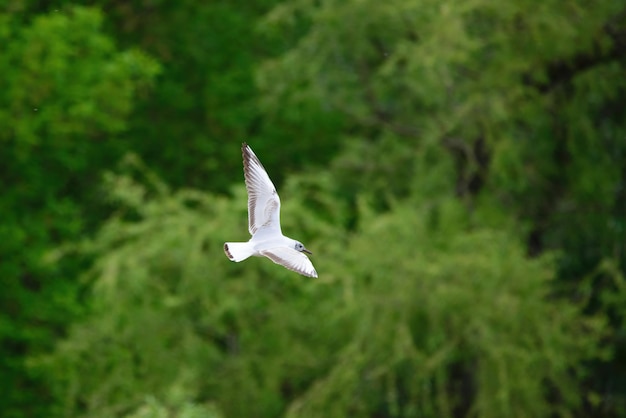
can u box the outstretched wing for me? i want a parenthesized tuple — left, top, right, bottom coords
(242, 143, 282, 236)
(260, 247, 318, 278)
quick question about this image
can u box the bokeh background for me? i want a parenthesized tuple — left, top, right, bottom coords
(1, 1, 625, 417)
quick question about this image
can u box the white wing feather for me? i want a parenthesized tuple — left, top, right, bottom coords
(260, 247, 318, 278)
(242, 143, 282, 236)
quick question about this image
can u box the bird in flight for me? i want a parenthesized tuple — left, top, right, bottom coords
(224, 143, 318, 278)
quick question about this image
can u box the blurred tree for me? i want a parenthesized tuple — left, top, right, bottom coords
(0, 6, 159, 417)
(39, 158, 352, 417)
(40, 156, 605, 417)
(65, 0, 345, 190)
(5, 0, 624, 416)
(259, 0, 626, 413)
(1, 2, 344, 416)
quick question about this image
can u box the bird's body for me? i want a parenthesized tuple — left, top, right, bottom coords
(224, 143, 317, 278)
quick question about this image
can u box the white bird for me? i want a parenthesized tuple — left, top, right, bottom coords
(224, 143, 318, 278)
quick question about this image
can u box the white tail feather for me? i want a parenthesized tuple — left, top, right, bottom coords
(224, 242, 254, 262)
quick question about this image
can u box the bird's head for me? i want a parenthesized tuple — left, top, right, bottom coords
(294, 240, 312, 255)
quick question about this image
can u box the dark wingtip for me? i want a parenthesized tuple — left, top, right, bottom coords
(224, 243, 234, 260)
(242, 143, 252, 162)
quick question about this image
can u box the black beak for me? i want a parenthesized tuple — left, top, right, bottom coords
(303, 248, 312, 255)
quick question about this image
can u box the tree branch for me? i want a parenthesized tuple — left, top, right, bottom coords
(527, 10, 626, 93)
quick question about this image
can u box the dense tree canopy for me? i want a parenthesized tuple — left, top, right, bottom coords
(1, 1, 624, 417)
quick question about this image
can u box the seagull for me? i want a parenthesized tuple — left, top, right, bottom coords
(224, 143, 318, 278)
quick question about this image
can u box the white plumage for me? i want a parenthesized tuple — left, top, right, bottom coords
(224, 143, 318, 278)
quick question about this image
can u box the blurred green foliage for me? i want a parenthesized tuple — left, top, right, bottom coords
(0, 6, 159, 417)
(38, 160, 605, 418)
(1, 0, 625, 417)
